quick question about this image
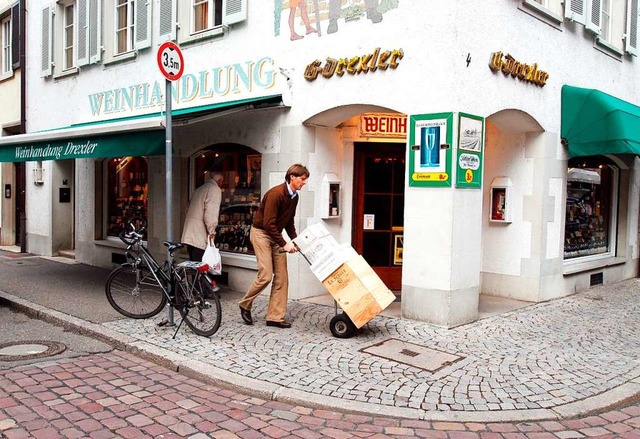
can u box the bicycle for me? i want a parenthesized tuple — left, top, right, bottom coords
(105, 217, 222, 338)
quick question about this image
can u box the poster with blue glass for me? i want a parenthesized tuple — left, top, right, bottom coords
(408, 112, 453, 187)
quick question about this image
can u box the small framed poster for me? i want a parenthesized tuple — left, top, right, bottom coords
(456, 113, 484, 189)
(393, 234, 403, 265)
(408, 113, 453, 187)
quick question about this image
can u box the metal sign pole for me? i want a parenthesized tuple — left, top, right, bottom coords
(165, 79, 174, 325)
(157, 41, 183, 327)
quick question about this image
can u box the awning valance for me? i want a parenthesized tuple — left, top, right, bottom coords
(0, 94, 285, 163)
(561, 85, 640, 158)
(0, 118, 166, 163)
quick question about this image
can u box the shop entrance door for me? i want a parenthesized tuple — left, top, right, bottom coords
(15, 162, 25, 251)
(353, 142, 405, 292)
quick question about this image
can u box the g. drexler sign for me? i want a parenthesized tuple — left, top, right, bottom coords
(489, 51, 549, 87)
(304, 48, 404, 81)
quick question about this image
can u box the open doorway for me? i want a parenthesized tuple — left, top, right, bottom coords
(353, 142, 405, 293)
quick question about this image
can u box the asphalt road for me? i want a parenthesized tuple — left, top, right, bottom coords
(0, 304, 113, 370)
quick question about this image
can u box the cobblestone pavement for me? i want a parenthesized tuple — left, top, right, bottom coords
(101, 279, 640, 421)
(2, 350, 640, 439)
(1, 252, 639, 424)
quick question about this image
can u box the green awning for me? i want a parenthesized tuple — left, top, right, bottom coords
(0, 94, 284, 162)
(0, 118, 166, 163)
(561, 85, 640, 158)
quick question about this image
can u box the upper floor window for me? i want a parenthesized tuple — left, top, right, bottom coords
(115, 0, 135, 54)
(63, 3, 76, 70)
(600, 0, 612, 42)
(42, 0, 102, 78)
(564, 0, 638, 56)
(161, 0, 247, 44)
(522, 0, 564, 23)
(1, 15, 11, 75)
(192, 0, 221, 33)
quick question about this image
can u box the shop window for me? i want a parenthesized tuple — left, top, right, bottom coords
(190, 145, 260, 255)
(564, 157, 618, 260)
(105, 157, 148, 238)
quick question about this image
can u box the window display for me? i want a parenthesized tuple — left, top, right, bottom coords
(191, 145, 261, 255)
(564, 158, 616, 259)
(106, 157, 148, 238)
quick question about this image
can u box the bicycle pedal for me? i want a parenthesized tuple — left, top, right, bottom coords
(157, 319, 169, 327)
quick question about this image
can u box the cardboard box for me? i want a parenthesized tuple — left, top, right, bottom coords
(322, 255, 396, 328)
(295, 223, 356, 281)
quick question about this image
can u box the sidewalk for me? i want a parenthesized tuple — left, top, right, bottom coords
(0, 249, 639, 423)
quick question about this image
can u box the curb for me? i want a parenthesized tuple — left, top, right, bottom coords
(1, 290, 639, 423)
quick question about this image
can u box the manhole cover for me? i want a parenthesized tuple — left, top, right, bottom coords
(0, 341, 66, 361)
(361, 338, 463, 372)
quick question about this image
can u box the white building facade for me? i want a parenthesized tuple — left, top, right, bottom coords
(1, 0, 639, 327)
(0, 0, 24, 248)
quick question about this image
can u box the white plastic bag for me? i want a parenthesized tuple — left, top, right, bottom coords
(202, 239, 222, 275)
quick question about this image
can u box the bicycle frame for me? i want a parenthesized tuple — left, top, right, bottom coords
(124, 241, 176, 303)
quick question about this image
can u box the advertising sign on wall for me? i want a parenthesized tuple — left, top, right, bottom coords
(455, 113, 484, 189)
(408, 113, 453, 187)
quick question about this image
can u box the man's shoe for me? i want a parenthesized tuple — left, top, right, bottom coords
(240, 306, 253, 325)
(266, 320, 292, 328)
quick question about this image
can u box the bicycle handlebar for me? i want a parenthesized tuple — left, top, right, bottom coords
(119, 216, 147, 245)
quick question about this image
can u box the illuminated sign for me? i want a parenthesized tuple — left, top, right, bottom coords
(359, 113, 407, 139)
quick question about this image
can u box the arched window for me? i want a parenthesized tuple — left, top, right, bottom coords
(190, 144, 261, 255)
(564, 156, 618, 260)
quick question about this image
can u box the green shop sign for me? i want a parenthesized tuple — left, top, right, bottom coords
(0, 130, 165, 163)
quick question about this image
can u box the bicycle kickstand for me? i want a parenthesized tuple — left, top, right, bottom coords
(172, 310, 186, 339)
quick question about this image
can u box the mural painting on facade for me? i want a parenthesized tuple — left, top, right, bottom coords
(274, 0, 400, 40)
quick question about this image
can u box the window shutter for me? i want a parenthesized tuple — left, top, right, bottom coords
(77, 0, 89, 66)
(11, 3, 19, 69)
(88, 0, 101, 64)
(586, 0, 601, 34)
(222, 0, 247, 25)
(41, 4, 52, 77)
(135, 0, 151, 49)
(626, 0, 638, 55)
(565, 0, 587, 24)
(158, 0, 176, 41)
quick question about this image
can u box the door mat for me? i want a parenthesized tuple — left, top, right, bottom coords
(361, 338, 463, 372)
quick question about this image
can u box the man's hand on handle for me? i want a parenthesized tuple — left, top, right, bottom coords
(282, 242, 297, 253)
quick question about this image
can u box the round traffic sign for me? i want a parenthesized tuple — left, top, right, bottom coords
(157, 42, 184, 81)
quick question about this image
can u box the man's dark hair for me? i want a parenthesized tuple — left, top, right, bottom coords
(285, 164, 310, 183)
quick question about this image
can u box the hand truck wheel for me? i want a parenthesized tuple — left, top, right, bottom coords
(329, 313, 357, 338)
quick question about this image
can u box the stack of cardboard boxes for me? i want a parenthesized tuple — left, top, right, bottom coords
(294, 223, 396, 328)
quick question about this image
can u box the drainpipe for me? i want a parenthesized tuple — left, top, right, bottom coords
(19, 0, 26, 253)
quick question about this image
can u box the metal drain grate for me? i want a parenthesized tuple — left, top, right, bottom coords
(361, 338, 463, 372)
(399, 348, 420, 357)
(0, 341, 66, 361)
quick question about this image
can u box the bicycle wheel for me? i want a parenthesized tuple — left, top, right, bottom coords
(106, 266, 167, 319)
(177, 268, 222, 336)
